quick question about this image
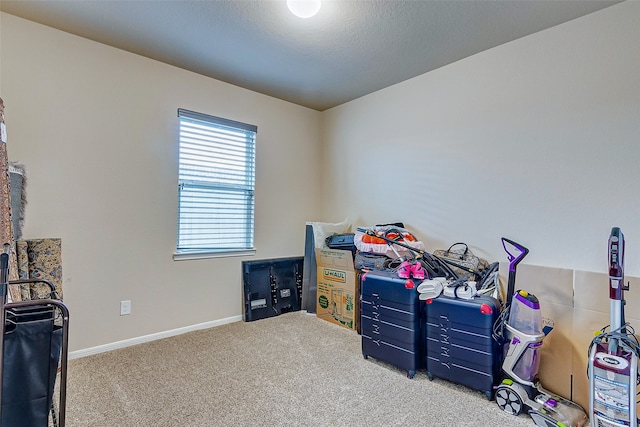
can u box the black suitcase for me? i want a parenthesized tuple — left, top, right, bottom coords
(242, 257, 303, 322)
(423, 294, 502, 399)
(360, 270, 422, 378)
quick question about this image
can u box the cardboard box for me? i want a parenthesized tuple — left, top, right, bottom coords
(315, 248, 357, 331)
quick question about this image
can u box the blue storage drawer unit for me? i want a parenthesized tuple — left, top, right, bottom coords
(360, 270, 422, 378)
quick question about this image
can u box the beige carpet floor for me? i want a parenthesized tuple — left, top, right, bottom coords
(64, 311, 536, 426)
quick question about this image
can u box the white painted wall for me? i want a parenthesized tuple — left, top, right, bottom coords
(322, 2, 640, 276)
(2, 2, 639, 354)
(0, 13, 322, 352)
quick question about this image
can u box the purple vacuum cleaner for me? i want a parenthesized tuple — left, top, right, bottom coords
(588, 227, 639, 427)
(495, 237, 588, 427)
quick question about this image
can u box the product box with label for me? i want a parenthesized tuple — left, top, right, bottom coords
(315, 248, 357, 331)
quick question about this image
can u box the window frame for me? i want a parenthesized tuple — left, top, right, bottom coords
(173, 108, 257, 261)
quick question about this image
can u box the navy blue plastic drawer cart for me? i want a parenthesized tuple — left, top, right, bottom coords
(423, 294, 502, 399)
(360, 270, 422, 378)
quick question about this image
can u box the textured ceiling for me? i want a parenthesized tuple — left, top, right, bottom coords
(0, 0, 621, 111)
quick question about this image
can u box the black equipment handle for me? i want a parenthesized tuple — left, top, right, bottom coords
(435, 256, 482, 277)
(0, 248, 9, 422)
(0, 251, 8, 298)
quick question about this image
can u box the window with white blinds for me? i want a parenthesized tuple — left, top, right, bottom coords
(176, 109, 257, 257)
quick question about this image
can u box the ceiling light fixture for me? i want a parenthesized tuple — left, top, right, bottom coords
(287, 0, 321, 18)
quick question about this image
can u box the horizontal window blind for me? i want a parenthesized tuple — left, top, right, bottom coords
(177, 109, 256, 252)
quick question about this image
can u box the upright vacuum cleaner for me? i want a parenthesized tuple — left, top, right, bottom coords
(588, 227, 640, 427)
(495, 237, 589, 427)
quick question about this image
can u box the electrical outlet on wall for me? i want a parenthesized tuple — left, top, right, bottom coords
(120, 300, 132, 316)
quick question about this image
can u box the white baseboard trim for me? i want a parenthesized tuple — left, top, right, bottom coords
(69, 315, 243, 360)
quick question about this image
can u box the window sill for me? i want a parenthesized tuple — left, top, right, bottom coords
(173, 249, 256, 261)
